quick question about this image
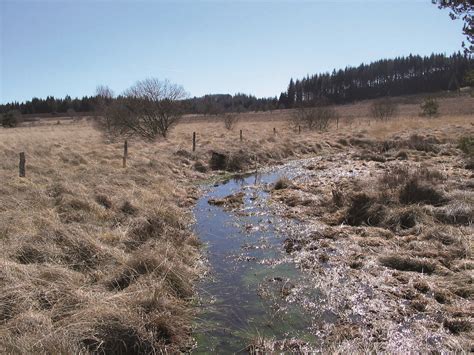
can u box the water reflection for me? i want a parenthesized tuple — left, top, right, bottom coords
(192, 168, 315, 353)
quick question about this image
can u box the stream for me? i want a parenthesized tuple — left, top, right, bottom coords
(192, 165, 317, 353)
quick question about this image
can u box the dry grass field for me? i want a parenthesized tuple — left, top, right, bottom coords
(0, 94, 473, 353)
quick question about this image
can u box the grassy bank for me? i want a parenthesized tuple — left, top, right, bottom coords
(0, 100, 472, 352)
(268, 118, 473, 352)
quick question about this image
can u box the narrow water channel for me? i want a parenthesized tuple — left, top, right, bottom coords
(192, 168, 316, 353)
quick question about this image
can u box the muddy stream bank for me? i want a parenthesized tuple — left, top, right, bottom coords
(191, 162, 318, 353)
(191, 150, 473, 353)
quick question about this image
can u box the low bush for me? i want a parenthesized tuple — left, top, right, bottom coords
(291, 106, 338, 131)
(369, 98, 398, 121)
(420, 97, 439, 117)
(1, 110, 22, 128)
(399, 178, 445, 206)
(222, 113, 239, 130)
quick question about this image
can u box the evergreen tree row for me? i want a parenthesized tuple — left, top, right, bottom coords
(0, 93, 278, 115)
(278, 52, 473, 108)
(2, 52, 472, 115)
(183, 94, 279, 114)
(0, 95, 97, 115)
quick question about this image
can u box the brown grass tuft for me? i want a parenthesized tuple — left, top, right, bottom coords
(379, 255, 436, 274)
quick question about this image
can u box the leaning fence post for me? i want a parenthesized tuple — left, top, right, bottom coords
(240, 129, 243, 142)
(123, 140, 128, 168)
(19, 152, 25, 177)
(192, 132, 196, 152)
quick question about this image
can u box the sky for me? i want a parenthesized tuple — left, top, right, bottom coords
(0, 0, 466, 103)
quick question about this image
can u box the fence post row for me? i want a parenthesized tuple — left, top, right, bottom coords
(19, 152, 25, 177)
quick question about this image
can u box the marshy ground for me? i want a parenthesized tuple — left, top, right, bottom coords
(0, 93, 472, 353)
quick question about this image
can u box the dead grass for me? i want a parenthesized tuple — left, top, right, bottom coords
(0, 99, 473, 353)
(0, 124, 200, 353)
(379, 255, 436, 274)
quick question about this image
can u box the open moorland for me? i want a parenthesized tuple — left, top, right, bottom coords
(0, 93, 473, 353)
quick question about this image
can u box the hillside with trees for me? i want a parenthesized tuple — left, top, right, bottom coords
(1, 53, 472, 116)
(278, 52, 473, 108)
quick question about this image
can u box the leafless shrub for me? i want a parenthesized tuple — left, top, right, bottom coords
(291, 106, 338, 131)
(93, 85, 119, 137)
(369, 98, 398, 121)
(223, 113, 239, 130)
(94, 79, 187, 140)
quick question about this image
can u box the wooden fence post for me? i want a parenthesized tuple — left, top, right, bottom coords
(192, 132, 196, 152)
(336, 117, 339, 130)
(298, 125, 301, 134)
(273, 127, 276, 135)
(123, 140, 128, 168)
(240, 129, 243, 142)
(19, 152, 25, 177)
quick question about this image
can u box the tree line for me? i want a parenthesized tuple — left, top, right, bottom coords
(0, 93, 278, 116)
(183, 94, 279, 115)
(1, 95, 96, 115)
(278, 52, 473, 108)
(1, 52, 473, 116)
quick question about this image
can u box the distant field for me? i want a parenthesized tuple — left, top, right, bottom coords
(20, 91, 474, 127)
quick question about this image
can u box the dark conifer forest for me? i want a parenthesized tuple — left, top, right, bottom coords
(278, 52, 473, 108)
(1, 52, 472, 115)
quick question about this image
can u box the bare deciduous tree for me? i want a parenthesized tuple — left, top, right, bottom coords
(93, 79, 187, 140)
(120, 78, 187, 139)
(223, 113, 239, 130)
(291, 106, 338, 131)
(369, 98, 398, 121)
(94, 85, 118, 136)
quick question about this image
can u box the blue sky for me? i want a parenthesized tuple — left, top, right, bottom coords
(0, 0, 465, 103)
